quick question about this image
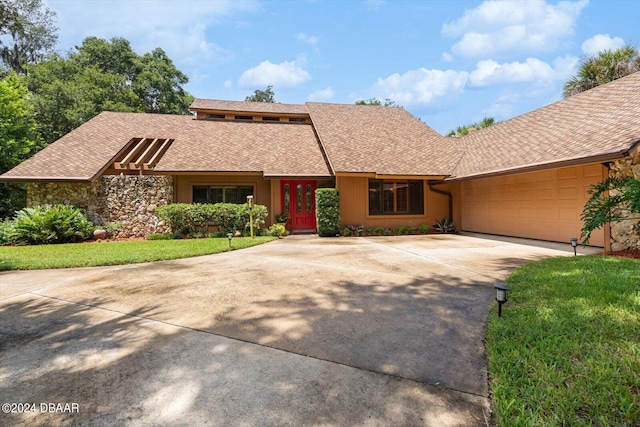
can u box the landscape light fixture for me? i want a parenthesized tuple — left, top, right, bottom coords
(247, 195, 254, 238)
(570, 238, 578, 256)
(227, 232, 233, 249)
(494, 282, 510, 317)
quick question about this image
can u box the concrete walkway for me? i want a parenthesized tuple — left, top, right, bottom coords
(0, 234, 596, 426)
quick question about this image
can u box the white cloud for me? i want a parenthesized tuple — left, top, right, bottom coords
(581, 34, 625, 56)
(224, 80, 233, 88)
(308, 87, 334, 101)
(238, 60, 311, 87)
(296, 33, 320, 46)
(372, 68, 469, 106)
(469, 58, 559, 86)
(442, 0, 588, 58)
(441, 52, 454, 62)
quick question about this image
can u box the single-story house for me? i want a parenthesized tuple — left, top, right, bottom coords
(2, 72, 639, 250)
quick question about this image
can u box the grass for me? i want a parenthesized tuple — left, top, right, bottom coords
(0, 236, 276, 270)
(486, 255, 640, 426)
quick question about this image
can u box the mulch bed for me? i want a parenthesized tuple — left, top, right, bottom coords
(601, 249, 640, 259)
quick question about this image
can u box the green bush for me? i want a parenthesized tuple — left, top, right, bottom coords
(316, 188, 340, 236)
(0, 219, 16, 245)
(12, 204, 95, 244)
(156, 203, 268, 236)
(418, 224, 429, 234)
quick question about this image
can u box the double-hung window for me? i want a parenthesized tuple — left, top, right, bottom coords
(368, 179, 424, 215)
(193, 186, 253, 204)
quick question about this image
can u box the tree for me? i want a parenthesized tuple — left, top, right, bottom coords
(0, 0, 58, 75)
(245, 85, 275, 102)
(563, 46, 640, 98)
(25, 37, 194, 144)
(447, 117, 496, 137)
(355, 97, 397, 107)
(581, 176, 640, 245)
(0, 72, 43, 217)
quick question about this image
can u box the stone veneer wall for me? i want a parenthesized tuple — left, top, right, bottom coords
(27, 175, 174, 238)
(608, 154, 640, 251)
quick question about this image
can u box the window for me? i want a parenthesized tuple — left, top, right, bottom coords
(193, 186, 253, 204)
(368, 179, 424, 215)
(288, 117, 306, 123)
(261, 116, 280, 122)
(205, 113, 225, 120)
(234, 115, 253, 121)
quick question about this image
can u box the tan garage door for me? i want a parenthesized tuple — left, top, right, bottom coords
(461, 163, 606, 247)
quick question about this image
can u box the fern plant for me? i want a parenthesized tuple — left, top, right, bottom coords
(12, 204, 95, 244)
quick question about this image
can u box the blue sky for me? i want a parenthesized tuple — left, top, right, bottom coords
(47, 0, 638, 135)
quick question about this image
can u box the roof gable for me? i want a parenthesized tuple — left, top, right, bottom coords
(306, 103, 461, 177)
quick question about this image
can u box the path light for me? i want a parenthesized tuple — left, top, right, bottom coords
(570, 238, 578, 256)
(247, 195, 254, 238)
(227, 232, 233, 249)
(494, 282, 510, 317)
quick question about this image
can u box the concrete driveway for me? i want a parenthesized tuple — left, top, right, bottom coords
(0, 233, 591, 426)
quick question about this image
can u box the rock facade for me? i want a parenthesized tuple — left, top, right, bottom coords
(27, 175, 173, 238)
(608, 154, 640, 251)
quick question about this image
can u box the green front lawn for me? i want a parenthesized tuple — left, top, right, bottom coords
(486, 255, 640, 426)
(0, 236, 276, 271)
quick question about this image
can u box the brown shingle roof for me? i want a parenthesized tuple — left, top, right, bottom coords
(306, 103, 460, 176)
(451, 71, 640, 179)
(190, 99, 308, 115)
(1, 112, 331, 181)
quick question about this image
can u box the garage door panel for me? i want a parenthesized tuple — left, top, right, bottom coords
(461, 164, 605, 246)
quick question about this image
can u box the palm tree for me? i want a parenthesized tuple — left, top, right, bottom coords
(563, 45, 640, 98)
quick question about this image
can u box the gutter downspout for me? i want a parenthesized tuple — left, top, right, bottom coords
(428, 182, 452, 222)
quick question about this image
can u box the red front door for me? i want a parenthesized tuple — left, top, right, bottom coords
(281, 180, 317, 232)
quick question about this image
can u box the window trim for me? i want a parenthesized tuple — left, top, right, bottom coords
(368, 179, 424, 216)
(192, 185, 255, 204)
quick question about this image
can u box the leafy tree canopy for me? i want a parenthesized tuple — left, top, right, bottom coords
(447, 117, 496, 137)
(355, 97, 397, 107)
(245, 85, 276, 102)
(563, 45, 640, 98)
(25, 37, 194, 144)
(0, 72, 43, 217)
(0, 0, 58, 75)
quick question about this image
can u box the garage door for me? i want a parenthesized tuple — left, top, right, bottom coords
(461, 163, 606, 247)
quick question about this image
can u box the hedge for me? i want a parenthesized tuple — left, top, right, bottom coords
(316, 188, 340, 236)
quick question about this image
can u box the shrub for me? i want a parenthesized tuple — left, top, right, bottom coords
(418, 224, 429, 234)
(146, 233, 182, 240)
(395, 225, 407, 235)
(342, 227, 351, 237)
(346, 224, 364, 236)
(156, 203, 202, 236)
(268, 223, 286, 237)
(316, 188, 340, 236)
(12, 204, 95, 244)
(156, 203, 268, 236)
(433, 218, 456, 233)
(0, 219, 16, 245)
(368, 226, 384, 236)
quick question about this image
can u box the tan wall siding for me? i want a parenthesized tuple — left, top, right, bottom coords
(174, 174, 273, 224)
(336, 176, 449, 229)
(460, 163, 606, 246)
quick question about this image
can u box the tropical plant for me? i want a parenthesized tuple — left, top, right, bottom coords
(11, 204, 95, 244)
(268, 223, 286, 237)
(563, 45, 640, 98)
(433, 218, 456, 233)
(580, 176, 640, 244)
